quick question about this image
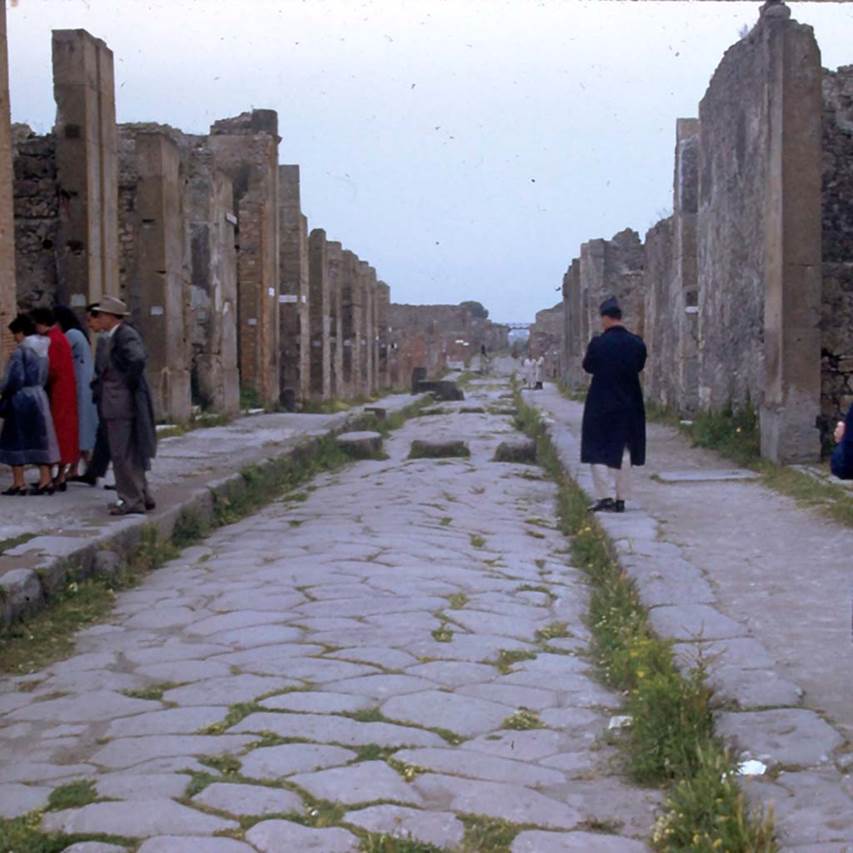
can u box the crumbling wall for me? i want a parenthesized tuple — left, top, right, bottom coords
(308, 228, 331, 401)
(0, 2, 16, 368)
(12, 125, 58, 311)
(528, 303, 563, 380)
(697, 3, 822, 462)
(642, 217, 675, 408)
(326, 240, 344, 399)
(821, 66, 853, 430)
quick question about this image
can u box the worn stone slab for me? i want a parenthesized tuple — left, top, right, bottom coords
(0, 762, 96, 784)
(344, 804, 465, 848)
(232, 712, 444, 747)
(406, 661, 498, 688)
(672, 637, 775, 672)
(290, 761, 423, 806)
(259, 691, 372, 714)
(106, 707, 228, 738)
(163, 675, 299, 706)
(61, 844, 128, 853)
(709, 665, 803, 709)
(193, 782, 303, 816)
(462, 729, 566, 762)
(512, 830, 649, 852)
(414, 773, 581, 829)
(96, 773, 190, 801)
(240, 743, 356, 780)
(90, 735, 254, 769)
(246, 819, 360, 852)
(137, 838, 255, 853)
(184, 610, 286, 637)
(647, 604, 746, 642)
(457, 683, 557, 711)
(8, 691, 161, 723)
(382, 690, 510, 737)
(716, 709, 843, 767)
(657, 469, 760, 483)
(395, 747, 564, 787)
(327, 646, 419, 670)
(42, 799, 237, 837)
(337, 431, 383, 457)
(0, 782, 51, 818)
(321, 674, 436, 699)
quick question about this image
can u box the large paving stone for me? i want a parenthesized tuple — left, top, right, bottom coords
(8, 691, 161, 723)
(716, 709, 844, 767)
(0, 762, 96, 784)
(414, 773, 581, 829)
(382, 690, 510, 737)
(512, 830, 650, 852)
(137, 839, 255, 853)
(327, 646, 419, 670)
(90, 735, 254, 769)
(259, 691, 373, 714)
(448, 610, 546, 640)
(0, 782, 51, 818)
(344, 804, 465, 848)
(321, 674, 436, 699)
(134, 659, 232, 683)
(457, 683, 557, 711)
(648, 604, 746, 642)
(184, 610, 288, 636)
(106, 707, 228, 738)
(96, 773, 190, 801)
(406, 661, 498, 688)
(246, 819, 360, 852)
(462, 729, 566, 762)
(193, 782, 303, 816)
(395, 747, 564, 787)
(163, 675, 299, 706)
(231, 712, 444, 747)
(61, 844, 128, 853)
(708, 666, 803, 709)
(290, 761, 423, 806)
(42, 799, 237, 837)
(240, 743, 357, 780)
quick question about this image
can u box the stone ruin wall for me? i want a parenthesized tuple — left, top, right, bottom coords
(0, 1, 13, 364)
(558, 3, 842, 463)
(528, 303, 563, 380)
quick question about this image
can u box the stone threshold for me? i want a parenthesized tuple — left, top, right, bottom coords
(0, 395, 426, 627)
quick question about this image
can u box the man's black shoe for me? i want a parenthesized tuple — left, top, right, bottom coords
(614, 500, 625, 513)
(69, 474, 97, 487)
(588, 498, 616, 512)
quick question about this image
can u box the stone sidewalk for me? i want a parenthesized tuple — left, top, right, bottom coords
(0, 378, 657, 851)
(526, 385, 853, 851)
(0, 396, 418, 626)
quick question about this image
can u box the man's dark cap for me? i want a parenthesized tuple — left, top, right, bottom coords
(599, 296, 622, 318)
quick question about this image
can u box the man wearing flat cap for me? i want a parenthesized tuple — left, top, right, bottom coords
(580, 296, 647, 513)
(93, 296, 157, 515)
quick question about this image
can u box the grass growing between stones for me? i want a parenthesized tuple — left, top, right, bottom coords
(515, 393, 778, 852)
(459, 814, 526, 852)
(0, 531, 38, 555)
(0, 813, 136, 853)
(45, 780, 100, 811)
(501, 708, 543, 730)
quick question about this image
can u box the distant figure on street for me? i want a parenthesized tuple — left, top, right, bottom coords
(831, 403, 853, 480)
(0, 315, 60, 495)
(95, 297, 157, 515)
(534, 355, 544, 390)
(581, 296, 647, 513)
(522, 356, 535, 390)
(54, 306, 99, 480)
(31, 306, 79, 491)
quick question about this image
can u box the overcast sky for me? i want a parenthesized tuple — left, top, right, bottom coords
(7, 1, 853, 323)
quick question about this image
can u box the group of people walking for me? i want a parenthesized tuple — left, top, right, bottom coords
(522, 354, 545, 390)
(0, 296, 157, 515)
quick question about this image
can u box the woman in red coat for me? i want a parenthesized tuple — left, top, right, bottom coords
(32, 307, 79, 490)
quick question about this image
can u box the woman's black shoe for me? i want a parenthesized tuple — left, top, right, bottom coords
(588, 498, 616, 512)
(28, 483, 55, 496)
(2, 486, 26, 496)
(52, 478, 67, 492)
(69, 474, 97, 486)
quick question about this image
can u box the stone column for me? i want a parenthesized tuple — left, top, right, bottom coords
(673, 118, 700, 414)
(341, 250, 362, 398)
(326, 240, 344, 399)
(357, 260, 372, 395)
(278, 165, 309, 404)
(376, 281, 390, 390)
(131, 132, 190, 423)
(52, 29, 119, 308)
(308, 228, 331, 400)
(209, 111, 280, 408)
(761, 5, 822, 462)
(186, 139, 239, 415)
(0, 1, 14, 369)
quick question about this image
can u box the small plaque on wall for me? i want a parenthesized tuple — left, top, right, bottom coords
(225, 212, 238, 225)
(150, 306, 164, 316)
(247, 318, 258, 326)
(70, 294, 86, 307)
(279, 295, 298, 304)
(267, 287, 275, 297)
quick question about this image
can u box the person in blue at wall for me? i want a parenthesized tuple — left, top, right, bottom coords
(831, 402, 853, 480)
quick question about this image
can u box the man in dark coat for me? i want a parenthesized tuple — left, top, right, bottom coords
(831, 403, 853, 480)
(580, 296, 647, 513)
(95, 296, 157, 515)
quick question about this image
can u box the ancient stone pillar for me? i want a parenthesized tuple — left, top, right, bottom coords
(52, 29, 119, 308)
(0, 1, 15, 369)
(130, 132, 190, 423)
(326, 240, 344, 399)
(308, 228, 331, 401)
(186, 139, 239, 415)
(673, 118, 700, 414)
(362, 264, 378, 395)
(356, 261, 372, 395)
(209, 111, 280, 408)
(341, 250, 363, 398)
(278, 165, 309, 404)
(376, 281, 391, 390)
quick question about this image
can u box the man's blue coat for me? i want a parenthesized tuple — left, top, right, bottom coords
(831, 403, 853, 480)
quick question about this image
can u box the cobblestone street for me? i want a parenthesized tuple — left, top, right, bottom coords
(0, 378, 657, 852)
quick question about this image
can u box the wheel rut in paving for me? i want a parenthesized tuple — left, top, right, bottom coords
(0, 378, 658, 851)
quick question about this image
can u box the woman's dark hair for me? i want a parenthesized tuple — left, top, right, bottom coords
(9, 314, 36, 336)
(30, 306, 56, 326)
(54, 305, 89, 342)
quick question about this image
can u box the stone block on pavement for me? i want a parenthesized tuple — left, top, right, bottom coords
(409, 439, 470, 459)
(336, 431, 383, 458)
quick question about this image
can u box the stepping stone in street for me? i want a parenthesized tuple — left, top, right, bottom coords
(409, 439, 471, 459)
(336, 431, 383, 458)
(493, 439, 538, 464)
(656, 469, 760, 483)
